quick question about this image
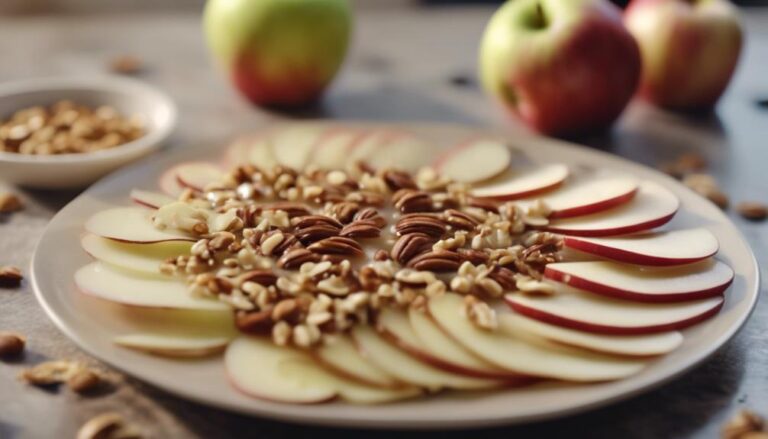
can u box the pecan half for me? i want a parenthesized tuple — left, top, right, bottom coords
(236, 269, 278, 286)
(444, 209, 480, 230)
(277, 248, 321, 270)
(307, 236, 364, 256)
(353, 207, 387, 228)
(458, 248, 490, 265)
(346, 191, 385, 206)
(488, 266, 517, 291)
(383, 169, 417, 190)
(391, 232, 435, 264)
(330, 202, 359, 223)
(291, 215, 342, 230)
(392, 189, 433, 213)
(295, 224, 340, 245)
(467, 197, 499, 212)
(407, 250, 462, 272)
(263, 202, 310, 217)
(340, 219, 381, 239)
(395, 213, 447, 238)
(235, 308, 274, 334)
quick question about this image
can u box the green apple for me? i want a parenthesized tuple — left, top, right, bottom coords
(625, 0, 742, 111)
(204, 0, 351, 108)
(479, 0, 641, 137)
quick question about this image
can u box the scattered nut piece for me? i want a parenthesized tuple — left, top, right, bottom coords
(0, 332, 25, 357)
(723, 409, 766, 439)
(0, 192, 23, 213)
(76, 412, 143, 439)
(67, 368, 103, 394)
(109, 55, 144, 75)
(0, 265, 22, 287)
(683, 173, 729, 209)
(21, 360, 81, 386)
(736, 202, 768, 221)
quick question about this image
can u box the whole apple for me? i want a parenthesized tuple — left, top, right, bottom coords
(479, 0, 642, 137)
(204, 0, 351, 108)
(625, 0, 742, 111)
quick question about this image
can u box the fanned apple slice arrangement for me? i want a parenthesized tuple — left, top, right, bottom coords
(75, 125, 734, 405)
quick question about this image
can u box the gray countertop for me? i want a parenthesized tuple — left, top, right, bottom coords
(0, 5, 766, 438)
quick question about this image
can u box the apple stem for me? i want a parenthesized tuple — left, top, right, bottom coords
(534, 2, 547, 28)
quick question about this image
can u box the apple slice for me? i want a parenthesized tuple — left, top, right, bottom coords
(520, 177, 639, 219)
(223, 135, 279, 170)
(226, 336, 336, 404)
(470, 164, 569, 200)
(498, 313, 683, 357)
(544, 259, 734, 302)
(562, 228, 719, 266)
(75, 262, 229, 311)
(350, 325, 501, 390)
(114, 333, 232, 358)
(174, 162, 225, 192)
(81, 234, 191, 275)
(428, 294, 646, 381)
(504, 286, 724, 335)
(158, 167, 185, 197)
(434, 138, 512, 183)
(309, 128, 362, 170)
(377, 307, 520, 380)
(313, 334, 403, 388)
(270, 125, 323, 170)
(130, 189, 176, 210)
(345, 129, 403, 170)
(85, 207, 194, 243)
(363, 133, 434, 173)
(543, 181, 679, 236)
(227, 336, 420, 404)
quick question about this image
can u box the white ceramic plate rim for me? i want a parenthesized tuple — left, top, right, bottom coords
(30, 123, 760, 429)
(0, 76, 177, 164)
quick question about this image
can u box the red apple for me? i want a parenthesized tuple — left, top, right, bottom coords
(625, 0, 742, 111)
(479, 0, 642, 137)
(203, 0, 352, 108)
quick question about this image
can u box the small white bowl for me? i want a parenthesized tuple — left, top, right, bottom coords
(0, 76, 177, 189)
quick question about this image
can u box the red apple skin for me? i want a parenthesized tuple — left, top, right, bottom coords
(562, 235, 717, 266)
(625, 0, 742, 111)
(548, 187, 638, 219)
(231, 54, 328, 108)
(375, 324, 532, 382)
(480, 0, 642, 137)
(543, 265, 734, 302)
(504, 295, 724, 335)
(541, 209, 677, 237)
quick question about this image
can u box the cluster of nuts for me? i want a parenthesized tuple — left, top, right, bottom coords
(154, 163, 564, 348)
(660, 152, 766, 221)
(0, 100, 145, 155)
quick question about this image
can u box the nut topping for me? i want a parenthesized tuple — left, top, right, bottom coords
(307, 236, 364, 256)
(0, 265, 23, 287)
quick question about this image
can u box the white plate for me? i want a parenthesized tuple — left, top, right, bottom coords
(30, 123, 759, 429)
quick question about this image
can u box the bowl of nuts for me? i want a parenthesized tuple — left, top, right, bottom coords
(0, 76, 176, 188)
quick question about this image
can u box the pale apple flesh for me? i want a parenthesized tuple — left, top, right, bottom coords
(308, 127, 363, 170)
(471, 164, 569, 200)
(563, 228, 719, 266)
(480, 0, 642, 136)
(351, 325, 503, 391)
(544, 259, 734, 302)
(114, 333, 232, 358)
(312, 334, 404, 388)
(174, 162, 225, 192)
(543, 181, 679, 236)
(520, 176, 639, 219)
(363, 132, 435, 173)
(433, 138, 512, 184)
(377, 307, 527, 380)
(85, 207, 194, 243)
(505, 287, 724, 335)
(80, 234, 191, 276)
(428, 294, 648, 381)
(75, 262, 229, 311)
(499, 312, 683, 357)
(226, 336, 420, 404)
